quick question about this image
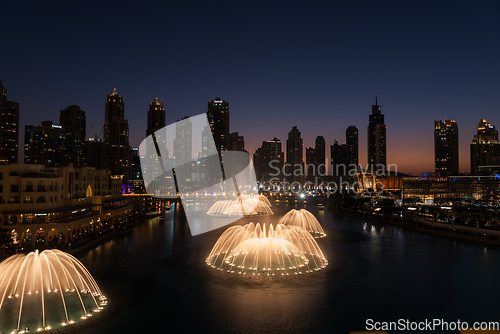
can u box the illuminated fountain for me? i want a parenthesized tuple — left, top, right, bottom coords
(279, 209, 326, 238)
(206, 222, 327, 276)
(0, 249, 107, 333)
(207, 195, 273, 217)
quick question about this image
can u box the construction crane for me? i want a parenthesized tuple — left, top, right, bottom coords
(85, 126, 93, 139)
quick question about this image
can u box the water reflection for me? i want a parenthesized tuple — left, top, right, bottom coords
(75, 201, 500, 334)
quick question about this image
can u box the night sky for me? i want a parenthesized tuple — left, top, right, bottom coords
(1, 1, 499, 175)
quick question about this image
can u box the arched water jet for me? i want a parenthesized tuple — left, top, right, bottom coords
(206, 223, 327, 277)
(0, 249, 107, 332)
(279, 209, 326, 238)
(207, 197, 273, 217)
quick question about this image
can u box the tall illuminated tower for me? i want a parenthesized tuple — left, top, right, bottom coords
(60, 105, 86, 167)
(470, 119, 500, 175)
(103, 88, 130, 176)
(0, 80, 19, 163)
(434, 119, 459, 176)
(286, 126, 303, 183)
(367, 97, 386, 172)
(146, 97, 165, 137)
(207, 98, 229, 151)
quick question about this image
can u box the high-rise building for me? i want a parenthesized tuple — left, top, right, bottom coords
(146, 97, 165, 137)
(367, 98, 386, 172)
(305, 147, 316, 181)
(314, 136, 326, 178)
(26, 121, 67, 166)
(286, 126, 303, 183)
(103, 88, 130, 176)
(24, 124, 36, 164)
(0, 80, 20, 163)
(86, 137, 104, 169)
(207, 98, 229, 151)
(470, 119, 500, 175)
(331, 140, 348, 176)
(331, 126, 359, 176)
(228, 132, 245, 151)
(253, 137, 284, 182)
(346, 126, 359, 172)
(60, 105, 86, 167)
(173, 116, 192, 165)
(434, 119, 459, 176)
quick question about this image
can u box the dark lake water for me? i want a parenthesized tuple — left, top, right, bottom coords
(78, 202, 500, 333)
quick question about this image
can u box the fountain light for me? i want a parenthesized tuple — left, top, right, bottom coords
(0, 249, 106, 332)
(279, 209, 326, 238)
(207, 222, 327, 276)
(207, 194, 273, 217)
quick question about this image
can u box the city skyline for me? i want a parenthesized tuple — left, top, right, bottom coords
(2, 2, 500, 175)
(7, 83, 500, 176)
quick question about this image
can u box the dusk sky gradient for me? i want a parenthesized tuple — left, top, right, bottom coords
(1, 1, 500, 175)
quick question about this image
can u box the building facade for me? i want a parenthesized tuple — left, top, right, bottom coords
(286, 126, 304, 184)
(103, 88, 130, 177)
(207, 98, 230, 151)
(25, 121, 67, 166)
(146, 97, 165, 137)
(367, 98, 387, 172)
(434, 119, 459, 176)
(60, 105, 86, 167)
(470, 119, 500, 175)
(0, 80, 20, 164)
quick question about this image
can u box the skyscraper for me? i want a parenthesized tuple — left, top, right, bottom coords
(470, 119, 500, 175)
(331, 140, 348, 176)
(60, 105, 86, 167)
(24, 124, 35, 164)
(146, 97, 165, 137)
(228, 132, 245, 151)
(207, 98, 229, 151)
(26, 121, 67, 166)
(103, 88, 130, 176)
(314, 136, 326, 178)
(86, 137, 104, 169)
(367, 98, 386, 172)
(346, 126, 359, 172)
(173, 116, 192, 165)
(0, 80, 20, 163)
(434, 119, 459, 176)
(305, 147, 315, 181)
(286, 126, 303, 183)
(253, 137, 284, 182)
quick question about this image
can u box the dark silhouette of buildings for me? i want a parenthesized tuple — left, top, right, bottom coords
(86, 137, 104, 169)
(434, 119, 459, 176)
(229, 132, 245, 151)
(306, 136, 326, 181)
(60, 105, 86, 167)
(146, 97, 165, 137)
(207, 98, 229, 151)
(346, 126, 359, 170)
(367, 97, 386, 172)
(331, 126, 359, 176)
(286, 126, 304, 183)
(331, 140, 348, 176)
(254, 137, 284, 182)
(470, 119, 500, 175)
(0, 80, 19, 163)
(103, 88, 130, 176)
